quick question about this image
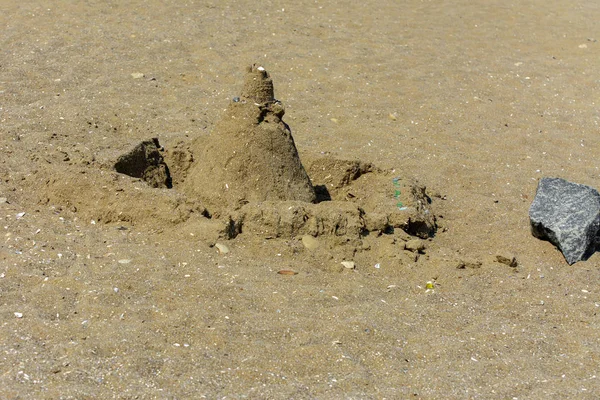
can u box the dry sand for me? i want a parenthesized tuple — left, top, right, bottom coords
(2, 0, 600, 398)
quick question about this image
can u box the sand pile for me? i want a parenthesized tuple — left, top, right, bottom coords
(182, 65, 316, 213)
(28, 65, 438, 249)
(114, 138, 172, 189)
(175, 66, 437, 244)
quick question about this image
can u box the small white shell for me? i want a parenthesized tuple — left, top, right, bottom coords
(301, 235, 319, 250)
(215, 243, 230, 254)
(341, 261, 355, 269)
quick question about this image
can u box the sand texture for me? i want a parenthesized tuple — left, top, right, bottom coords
(2, 0, 600, 398)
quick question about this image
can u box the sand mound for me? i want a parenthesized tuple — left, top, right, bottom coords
(182, 65, 316, 214)
(235, 157, 437, 240)
(114, 138, 172, 189)
(22, 65, 437, 250)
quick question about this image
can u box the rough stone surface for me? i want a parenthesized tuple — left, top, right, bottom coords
(529, 177, 600, 264)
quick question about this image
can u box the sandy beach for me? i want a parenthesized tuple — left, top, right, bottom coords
(2, 0, 600, 398)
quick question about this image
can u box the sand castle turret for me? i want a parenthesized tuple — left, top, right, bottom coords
(183, 65, 316, 213)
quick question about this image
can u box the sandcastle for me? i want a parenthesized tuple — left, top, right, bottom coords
(40, 64, 437, 250)
(182, 65, 316, 213)
(176, 65, 437, 242)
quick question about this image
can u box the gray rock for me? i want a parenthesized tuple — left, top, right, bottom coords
(529, 177, 600, 264)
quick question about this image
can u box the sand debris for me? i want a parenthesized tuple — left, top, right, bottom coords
(114, 138, 172, 188)
(496, 253, 518, 268)
(405, 239, 426, 253)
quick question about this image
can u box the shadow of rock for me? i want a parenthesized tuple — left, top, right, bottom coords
(114, 138, 172, 188)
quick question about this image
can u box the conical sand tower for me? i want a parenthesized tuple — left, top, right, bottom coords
(183, 65, 316, 213)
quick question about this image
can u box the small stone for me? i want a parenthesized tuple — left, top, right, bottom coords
(14, 312, 23, 318)
(363, 213, 389, 232)
(118, 259, 132, 264)
(301, 235, 320, 250)
(404, 250, 419, 262)
(215, 243, 230, 254)
(341, 261, 355, 269)
(530, 177, 600, 264)
(131, 72, 145, 79)
(496, 253, 518, 268)
(405, 239, 426, 253)
(16, 212, 25, 219)
(0, 197, 7, 204)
